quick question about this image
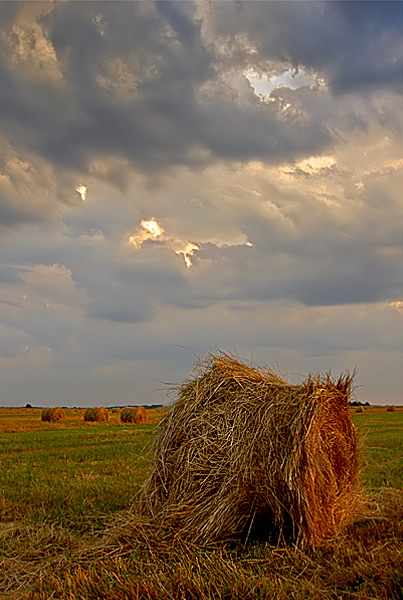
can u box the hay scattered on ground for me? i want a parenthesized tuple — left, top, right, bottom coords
(141, 353, 360, 547)
(41, 407, 66, 422)
(83, 407, 109, 422)
(120, 406, 148, 424)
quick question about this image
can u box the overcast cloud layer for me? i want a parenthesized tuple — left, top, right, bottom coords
(0, 1, 402, 407)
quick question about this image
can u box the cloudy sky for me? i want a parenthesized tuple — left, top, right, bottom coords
(0, 1, 402, 407)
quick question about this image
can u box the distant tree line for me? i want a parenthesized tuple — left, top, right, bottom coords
(349, 401, 371, 407)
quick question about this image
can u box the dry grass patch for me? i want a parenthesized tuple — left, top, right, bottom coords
(3, 490, 401, 600)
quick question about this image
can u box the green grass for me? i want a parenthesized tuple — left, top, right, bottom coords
(353, 411, 403, 489)
(0, 423, 154, 528)
(0, 408, 402, 600)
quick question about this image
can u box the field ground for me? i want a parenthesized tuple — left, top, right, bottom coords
(0, 406, 402, 599)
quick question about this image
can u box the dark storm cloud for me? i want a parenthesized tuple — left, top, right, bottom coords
(328, 1, 403, 92)
(0, 0, 213, 172)
(188, 238, 402, 309)
(0, 1, 401, 408)
(0, 1, 401, 313)
(85, 254, 189, 324)
(0, 2, 332, 186)
(1, 217, 190, 326)
(0, 1, 401, 230)
(207, 1, 403, 94)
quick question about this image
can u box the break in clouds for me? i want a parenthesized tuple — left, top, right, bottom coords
(0, 1, 402, 406)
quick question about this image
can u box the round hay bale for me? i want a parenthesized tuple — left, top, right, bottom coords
(355, 406, 364, 413)
(134, 406, 147, 424)
(120, 407, 135, 423)
(84, 407, 109, 422)
(386, 405, 396, 412)
(120, 406, 147, 424)
(140, 353, 360, 548)
(41, 407, 66, 422)
(111, 407, 121, 414)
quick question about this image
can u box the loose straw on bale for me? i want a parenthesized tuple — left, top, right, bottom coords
(41, 407, 66, 422)
(140, 353, 360, 547)
(84, 407, 109, 422)
(120, 406, 147, 424)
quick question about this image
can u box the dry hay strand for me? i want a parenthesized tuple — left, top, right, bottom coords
(84, 407, 109, 422)
(140, 353, 360, 548)
(41, 407, 66, 422)
(120, 406, 148, 424)
(386, 405, 396, 412)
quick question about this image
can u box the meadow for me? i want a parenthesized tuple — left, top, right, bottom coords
(0, 406, 402, 600)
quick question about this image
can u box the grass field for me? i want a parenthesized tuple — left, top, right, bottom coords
(0, 406, 402, 600)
